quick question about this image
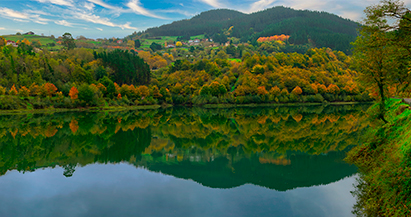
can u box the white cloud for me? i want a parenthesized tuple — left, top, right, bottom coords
(121, 22, 137, 30)
(156, 9, 194, 17)
(24, 10, 52, 16)
(0, 7, 29, 19)
(84, 2, 95, 11)
(287, 0, 328, 11)
(0, 27, 5, 30)
(339, 11, 362, 21)
(96, 27, 103, 31)
(0, 7, 50, 24)
(126, 0, 165, 19)
(71, 11, 137, 30)
(199, 0, 224, 8)
(31, 14, 51, 24)
(87, 0, 121, 10)
(55, 20, 74, 27)
(35, 0, 74, 7)
(248, 0, 277, 13)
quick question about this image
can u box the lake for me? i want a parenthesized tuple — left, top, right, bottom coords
(0, 104, 370, 217)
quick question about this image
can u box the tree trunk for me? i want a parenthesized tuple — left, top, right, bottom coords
(378, 83, 388, 123)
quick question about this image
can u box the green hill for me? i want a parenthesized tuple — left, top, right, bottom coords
(143, 6, 359, 53)
(2, 34, 63, 50)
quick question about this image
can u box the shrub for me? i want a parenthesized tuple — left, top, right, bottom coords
(0, 86, 6, 95)
(18, 86, 30, 97)
(78, 84, 94, 105)
(209, 96, 218, 104)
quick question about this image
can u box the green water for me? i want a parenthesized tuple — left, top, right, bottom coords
(0, 105, 370, 216)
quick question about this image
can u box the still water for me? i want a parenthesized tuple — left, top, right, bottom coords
(0, 105, 370, 217)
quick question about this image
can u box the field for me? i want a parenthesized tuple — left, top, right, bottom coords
(2, 34, 63, 50)
(228, 58, 241, 62)
(140, 35, 206, 49)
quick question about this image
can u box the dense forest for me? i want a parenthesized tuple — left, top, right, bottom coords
(0, 35, 372, 110)
(143, 7, 359, 53)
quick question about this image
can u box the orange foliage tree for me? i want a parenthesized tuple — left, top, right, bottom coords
(69, 86, 79, 100)
(327, 84, 340, 94)
(257, 86, 268, 95)
(257, 34, 290, 43)
(9, 85, 18, 96)
(291, 86, 303, 95)
(43, 83, 57, 97)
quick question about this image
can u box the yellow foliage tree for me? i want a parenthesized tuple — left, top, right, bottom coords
(18, 86, 30, 97)
(0, 86, 6, 95)
(270, 86, 281, 96)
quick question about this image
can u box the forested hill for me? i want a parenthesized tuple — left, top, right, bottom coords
(144, 6, 359, 53)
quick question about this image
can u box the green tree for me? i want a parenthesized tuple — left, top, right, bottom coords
(62, 32, 76, 50)
(353, 0, 411, 122)
(94, 49, 150, 85)
(78, 83, 94, 104)
(99, 76, 116, 98)
(134, 39, 141, 48)
(150, 42, 161, 51)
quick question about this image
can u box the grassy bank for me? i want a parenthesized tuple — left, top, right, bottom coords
(346, 99, 411, 216)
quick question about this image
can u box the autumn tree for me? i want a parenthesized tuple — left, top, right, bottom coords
(9, 85, 18, 96)
(352, 0, 411, 122)
(270, 86, 281, 96)
(43, 83, 58, 97)
(291, 86, 303, 95)
(18, 86, 30, 97)
(0, 86, 6, 95)
(69, 86, 79, 100)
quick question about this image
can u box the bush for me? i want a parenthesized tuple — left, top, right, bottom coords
(324, 93, 335, 102)
(63, 97, 73, 108)
(78, 84, 94, 106)
(172, 95, 185, 105)
(209, 96, 218, 104)
(192, 95, 208, 105)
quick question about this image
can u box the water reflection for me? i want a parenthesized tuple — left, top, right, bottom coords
(0, 104, 369, 191)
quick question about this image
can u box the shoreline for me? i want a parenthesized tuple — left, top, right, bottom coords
(0, 101, 371, 115)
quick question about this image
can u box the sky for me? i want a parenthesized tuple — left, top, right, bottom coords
(0, 0, 410, 39)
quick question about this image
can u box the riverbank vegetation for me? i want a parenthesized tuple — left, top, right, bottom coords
(346, 0, 411, 216)
(347, 99, 411, 216)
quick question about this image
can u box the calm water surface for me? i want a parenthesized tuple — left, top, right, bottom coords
(0, 105, 370, 217)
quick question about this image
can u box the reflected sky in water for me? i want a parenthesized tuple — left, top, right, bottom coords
(0, 105, 369, 216)
(0, 163, 356, 217)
